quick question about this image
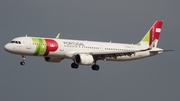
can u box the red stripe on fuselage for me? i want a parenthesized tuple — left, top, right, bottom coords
(44, 39, 58, 56)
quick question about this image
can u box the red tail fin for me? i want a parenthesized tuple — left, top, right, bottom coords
(139, 20, 163, 48)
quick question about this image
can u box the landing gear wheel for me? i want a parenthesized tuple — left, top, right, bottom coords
(71, 63, 79, 69)
(20, 61, 25, 66)
(92, 64, 100, 71)
(20, 55, 26, 66)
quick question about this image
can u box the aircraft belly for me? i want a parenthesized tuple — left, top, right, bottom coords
(47, 51, 65, 57)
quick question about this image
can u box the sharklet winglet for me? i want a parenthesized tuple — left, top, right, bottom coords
(55, 33, 61, 39)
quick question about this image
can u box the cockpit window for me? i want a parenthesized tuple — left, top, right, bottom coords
(11, 41, 15, 43)
(11, 41, 21, 44)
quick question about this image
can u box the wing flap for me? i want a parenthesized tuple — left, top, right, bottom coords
(91, 51, 136, 56)
(89, 48, 149, 57)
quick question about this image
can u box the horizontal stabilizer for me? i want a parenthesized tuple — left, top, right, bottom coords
(149, 49, 174, 54)
(163, 50, 175, 52)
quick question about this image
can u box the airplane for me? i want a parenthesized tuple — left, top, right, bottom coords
(4, 20, 173, 71)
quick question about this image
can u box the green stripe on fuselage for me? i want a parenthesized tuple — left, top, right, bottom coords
(32, 38, 47, 55)
(39, 38, 46, 55)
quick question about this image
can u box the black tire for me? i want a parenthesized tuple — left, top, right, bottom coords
(20, 61, 25, 66)
(92, 65, 95, 70)
(92, 65, 100, 71)
(71, 63, 79, 69)
(95, 65, 100, 71)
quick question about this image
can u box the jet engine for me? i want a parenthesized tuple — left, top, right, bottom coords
(44, 57, 63, 63)
(75, 54, 94, 65)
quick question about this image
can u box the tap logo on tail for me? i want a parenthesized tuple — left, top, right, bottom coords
(139, 20, 163, 48)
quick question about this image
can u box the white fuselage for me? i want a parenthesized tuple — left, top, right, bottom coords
(4, 36, 162, 62)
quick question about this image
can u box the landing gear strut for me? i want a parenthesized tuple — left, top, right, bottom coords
(20, 55, 26, 66)
(71, 62, 79, 69)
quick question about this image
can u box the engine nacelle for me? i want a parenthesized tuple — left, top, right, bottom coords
(44, 57, 63, 63)
(75, 54, 94, 65)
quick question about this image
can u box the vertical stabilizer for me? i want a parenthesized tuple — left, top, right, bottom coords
(138, 20, 163, 48)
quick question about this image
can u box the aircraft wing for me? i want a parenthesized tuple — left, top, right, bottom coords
(91, 49, 174, 57)
(66, 48, 151, 60)
(91, 51, 137, 56)
(71, 49, 148, 60)
(90, 48, 151, 56)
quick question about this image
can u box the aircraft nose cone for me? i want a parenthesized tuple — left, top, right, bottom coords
(4, 43, 11, 52)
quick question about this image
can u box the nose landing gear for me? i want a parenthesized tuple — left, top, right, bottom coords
(20, 55, 26, 66)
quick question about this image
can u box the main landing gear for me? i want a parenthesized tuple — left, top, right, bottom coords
(71, 62, 100, 71)
(20, 55, 26, 66)
(91, 64, 100, 71)
(91, 60, 100, 71)
(71, 62, 79, 69)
